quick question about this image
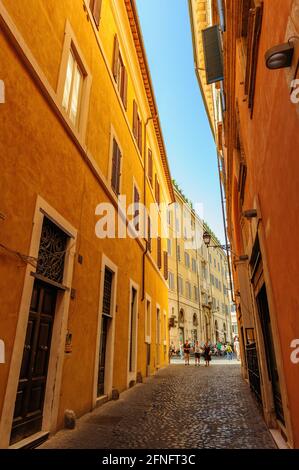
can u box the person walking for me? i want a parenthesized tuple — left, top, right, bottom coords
(234, 336, 241, 361)
(183, 340, 191, 365)
(226, 343, 233, 360)
(202, 341, 212, 367)
(194, 340, 201, 366)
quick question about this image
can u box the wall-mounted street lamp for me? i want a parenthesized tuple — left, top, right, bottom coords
(202, 231, 248, 262)
(265, 37, 299, 70)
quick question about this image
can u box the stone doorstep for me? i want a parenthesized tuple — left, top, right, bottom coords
(95, 395, 109, 408)
(269, 429, 290, 449)
(9, 431, 49, 449)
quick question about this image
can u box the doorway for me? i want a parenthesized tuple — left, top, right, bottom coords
(97, 267, 114, 396)
(256, 284, 285, 424)
(10, 281, 57, 445)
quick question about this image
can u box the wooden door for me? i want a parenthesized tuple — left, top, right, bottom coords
(10, 280, 57, 444)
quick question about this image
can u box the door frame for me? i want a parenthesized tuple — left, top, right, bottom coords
(127, 279, 139, 387)
(249, 199, 293, 447)
(93, 254, 118, 406)
(0, 196, 77, 448)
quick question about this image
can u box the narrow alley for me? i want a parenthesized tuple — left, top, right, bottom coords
(40, 361, 276, 449)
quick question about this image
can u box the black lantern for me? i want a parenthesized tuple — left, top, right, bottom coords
(203, 231, 211, 247)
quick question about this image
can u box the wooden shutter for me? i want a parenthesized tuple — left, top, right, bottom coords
(133, 100, 138, 138)
(148, 149, 153, 185)
(111, 138, 118, 193)
(115, 146, 121, 195)
(113, 35, 119, 81)
(138, 118, 142, 154)
(90, 0, 102, 27)
(163, 251, 168, 280)
(134, 186, 140, 231)
(157, 237, 161, 269)
(122, 67, 128, 109)
(148, 216, 151, 252)
(155, 177, 160, 206)
(111, 139, 121, 194)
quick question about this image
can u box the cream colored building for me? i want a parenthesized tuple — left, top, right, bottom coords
(168, 186, 232, 349)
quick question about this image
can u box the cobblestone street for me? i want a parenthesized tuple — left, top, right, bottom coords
(40, 361, 276, 449)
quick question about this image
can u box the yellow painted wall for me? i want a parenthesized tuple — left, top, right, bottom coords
(0, 0, 171, 440)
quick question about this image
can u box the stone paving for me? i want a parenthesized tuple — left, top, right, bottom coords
(40, 360, 276, 449)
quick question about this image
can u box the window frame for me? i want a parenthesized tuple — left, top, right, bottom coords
(57, 21, 92, 140)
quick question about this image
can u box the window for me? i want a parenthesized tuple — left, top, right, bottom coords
(168, 272, 175, 290)
(111, 138, 122, 195)
(145, 298, 151, 344)
(178, 276, 183, 295)
(167, 239, 172, 256)
(155, 174, 160, 206)
(148, 149, 153, 186)
(147, 216, 152, 252)
(214, 259, 216, 268)
(133, 100, 142, 153)
(184, 252, 190, 268)
(133, 185, 140, 232)
(177, 245, 181, 262)
(157, 237, 162, 269)
(102, 267, 114, 316)
(194, 286, 199, 302)
(186, 281, 191, 299)
(167, 208, 172, 226)
(89, 0, 102, 28)
(113, 35, 127, 108)
(192, 258, 197, 273)
(62, 49, 84, 127)
(163, 251, 168, 280)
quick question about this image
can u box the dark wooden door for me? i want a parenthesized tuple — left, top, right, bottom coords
(10, 280, 57, 445)
(256, 284, 285, 424)
(97, 316, 109, 396)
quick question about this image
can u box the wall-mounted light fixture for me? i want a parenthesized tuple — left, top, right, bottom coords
(243, 209, 258, 219)
(265, 40, 296, 70)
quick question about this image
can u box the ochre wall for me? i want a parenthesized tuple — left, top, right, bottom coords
(0, 0, 170, 438)
(232, 0, 299, 446)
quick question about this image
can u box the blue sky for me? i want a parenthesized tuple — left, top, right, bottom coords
(136, 0, 225, 243)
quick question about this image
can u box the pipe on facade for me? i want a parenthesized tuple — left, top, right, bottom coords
(216, 151, 235, 304)
(141, 115, 156, 302)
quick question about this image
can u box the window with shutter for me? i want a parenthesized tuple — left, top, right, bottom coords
(113, 35, 128, 109)
(134, 185, 140, 232)
(111, 138, 121, 195)
(157, 237, 161, 269)
(155, 175, 160, 206)
(163, 251, 168, 280)
(89, 0, 102, 27)
(133, 100, 142, 154)
(148, 149, 153, 186)
(148, 216, 152, 252)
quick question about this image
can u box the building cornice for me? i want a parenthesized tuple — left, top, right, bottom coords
(124, 0, 175, 203)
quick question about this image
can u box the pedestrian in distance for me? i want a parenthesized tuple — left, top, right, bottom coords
(194, 340, 201, 366)
(202, 341, 212, 367)
(179, 341, 183, 359)
(234, 336, 241, 361)
(226, 343, 233, 360)
(183, 340, 191, 365)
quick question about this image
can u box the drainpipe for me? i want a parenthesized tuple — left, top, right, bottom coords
(141, 115, 156, 302)
(216, 151, 235, 304)
(195, 233, 203, 342)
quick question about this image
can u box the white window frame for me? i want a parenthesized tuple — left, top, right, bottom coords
(57, 21, 92, 140)
(108, 125, 123, 197)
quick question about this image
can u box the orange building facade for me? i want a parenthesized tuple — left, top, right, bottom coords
(0, 0, 174, 448)
(190, 0, 299, 449)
